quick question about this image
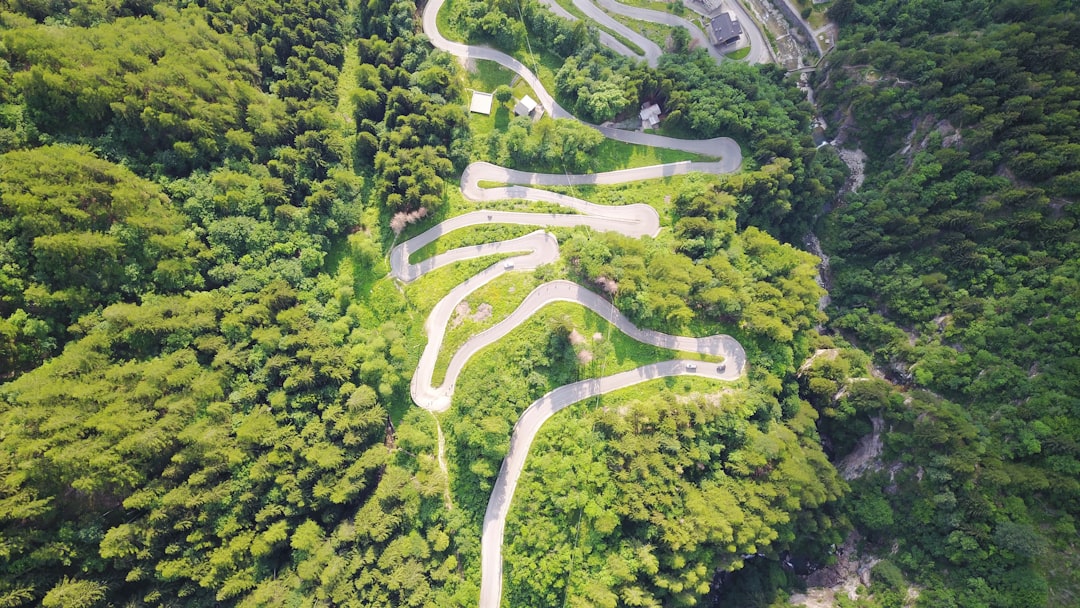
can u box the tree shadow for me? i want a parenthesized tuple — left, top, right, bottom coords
(493, 105, 510, 131)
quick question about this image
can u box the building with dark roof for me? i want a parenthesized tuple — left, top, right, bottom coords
(709, 12, 742, 46)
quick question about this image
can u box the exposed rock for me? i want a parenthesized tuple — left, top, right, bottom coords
(836, 146, 867, 194)
(471, 302, 493, 323)
(449, 301, 493, 328)
(793, 533, 881, 606)
(838, 415, 885, 481)
(803, 232, 832, 313)
(799, 348, 840, 374)
(450, 301, 471, 329)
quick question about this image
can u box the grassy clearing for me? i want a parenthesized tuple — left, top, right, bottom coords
(594, 137, 715, 168)
(468, 104, 513, 140)
(431, 270, 543, 385)
(408, 224, 539, 263)
(534, 172, 721, 221)
(614, 0, 686, 15)
(465, 61, 542, 139)
(551, 0, 647, 55)
(600, 28, 648, 57)
(478, 134, 712, 173)
(648, 123, 695, 139)
(809, 14, 829, 31)
(519, 48, 565, 99)
(404, 255, 515, 316)
(725, 45, 751, 60)
(335, 42, 359, 133)
(465, 59, 515, 91)
(804, 4, 829, 30)
(436, 0, 468, 42)
(608, 12, 676, 48)
(324, 242, 393, 334)
(545, 374, 744, 430)
(452, 300, 725, 384)
(472, 109, 715, 172)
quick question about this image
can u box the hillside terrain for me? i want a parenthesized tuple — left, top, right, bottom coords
(806, 1, 1079, 605)
(0, 0, 1075, 606)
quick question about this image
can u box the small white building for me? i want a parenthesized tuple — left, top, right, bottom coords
(514, 95, 538, 117)
(469, 90, 494, 115)
(640, 102, 662, 128)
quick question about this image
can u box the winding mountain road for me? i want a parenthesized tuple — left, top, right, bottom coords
(409, 7, 751, 608)
(537, 0, 768, 67)
(481, 357, 740, 607)
(537, 0, 650, 62)
(392, 161, 746, 606)
(592, 0, 728, 64)
(563, 0, 664, 66)
(422, 0, 744, 161)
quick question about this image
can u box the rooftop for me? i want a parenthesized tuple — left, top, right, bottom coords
(710, 12, 742, 45)
(469, 91, 494, 115)
(514, 95, 539, 116)
(640, 102, 662, 128)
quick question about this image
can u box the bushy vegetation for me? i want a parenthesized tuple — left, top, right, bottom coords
(503, 381, 842, 607)
(350, 34, 468, 218)
(0, 145, 200, 372)
(473, 113, 607, 173)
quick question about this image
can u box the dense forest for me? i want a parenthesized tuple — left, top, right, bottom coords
(808, 0, 1080, 605)
(0, 0, 470, 604)
(0, 0, 843, 604)
(0, 0, 1077, 605)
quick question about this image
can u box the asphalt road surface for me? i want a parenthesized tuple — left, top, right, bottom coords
(592, 0, 727, 63)
(536, 0, 652, 62)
